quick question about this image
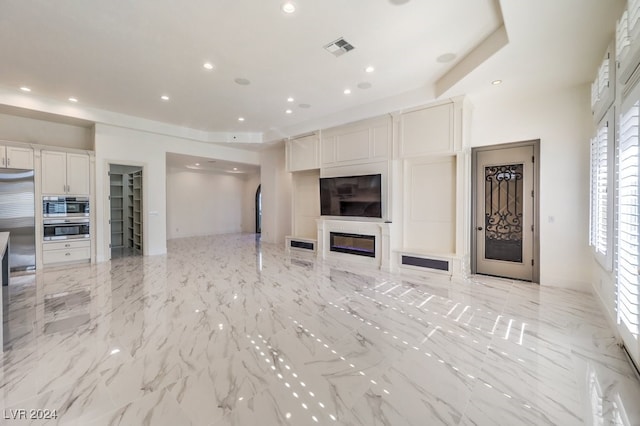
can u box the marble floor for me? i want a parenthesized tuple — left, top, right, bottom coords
(1, 234, 639, 425)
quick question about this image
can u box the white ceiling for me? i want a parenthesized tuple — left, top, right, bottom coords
(0, 0, 624, 144)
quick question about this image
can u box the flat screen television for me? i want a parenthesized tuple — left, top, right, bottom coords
(319, 174, 382, 218)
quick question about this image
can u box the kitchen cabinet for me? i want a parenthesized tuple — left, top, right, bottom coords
(0, 144, 33, 169)
(42, 240, 90, 265)
(41, 150, 90, 195)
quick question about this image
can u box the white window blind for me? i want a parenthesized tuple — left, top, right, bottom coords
(591, 59, 611, 109)
(617, 102, 640, 338)
(590, 122, 610, 257)
(617, 10, 631, 64)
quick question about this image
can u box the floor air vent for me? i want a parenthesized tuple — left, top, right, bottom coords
(401, 255, 449, 271)
(290, 240, 314, 251)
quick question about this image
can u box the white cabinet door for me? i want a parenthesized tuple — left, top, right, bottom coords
(0, 145, 6, 167)
(41, 151, 68, 194)
(6, 146, 34, 169)
(66, 153, 90, 195)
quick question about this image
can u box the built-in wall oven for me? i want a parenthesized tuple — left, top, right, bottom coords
(43, 218, 90, 240)
(43, 196, 90, 218)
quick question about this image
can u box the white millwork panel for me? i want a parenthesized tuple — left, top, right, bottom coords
(286, 133, 319, 172)
(321, 115, 392, 167)
(403, 155, 456, 254)
(399, 102, 454, 157)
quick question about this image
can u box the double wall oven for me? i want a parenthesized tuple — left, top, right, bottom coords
(43, 197, 90, 240)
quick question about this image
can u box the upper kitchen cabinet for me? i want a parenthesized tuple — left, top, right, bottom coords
(41, 150, 90, 195)
(0, 144, 34, 169)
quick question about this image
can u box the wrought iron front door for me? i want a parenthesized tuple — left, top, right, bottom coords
(476, 146, 534, 281)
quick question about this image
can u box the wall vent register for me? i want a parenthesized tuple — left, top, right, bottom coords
(401, 255, 449, 272)
(290, 240, 314, 251)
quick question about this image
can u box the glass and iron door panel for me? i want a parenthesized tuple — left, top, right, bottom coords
(476, 146, 534, 281)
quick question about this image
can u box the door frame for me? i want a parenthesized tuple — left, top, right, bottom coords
(470, 140, 540, 283)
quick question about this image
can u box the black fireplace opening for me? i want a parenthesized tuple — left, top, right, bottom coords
(329, 232, 375, 258)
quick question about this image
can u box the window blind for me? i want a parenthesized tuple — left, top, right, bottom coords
(590, 122, 610, 257)
(617, 102, 640, 337)
(617, 10, 631, 64)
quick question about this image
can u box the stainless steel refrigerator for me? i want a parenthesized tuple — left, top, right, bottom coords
(0, 169, 35, 272)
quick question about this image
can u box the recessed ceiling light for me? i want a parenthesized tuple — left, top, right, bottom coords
(238, 117, 245, 122)
(20, 87, 31, 92)
(285, 109, 293, 114)
(203, 62, 214, 70)
(195, 163, 200, 166)
(343, 89, 352, 95)
(365, 66, 375, 73)
(281, 1, 296, 13)
(491, 80, 502, 85)
(287, 97, 294, 102)
(233, 167, 238, 171)
(161, 95, 170, 101)
(68, 97, 78, 103)
(234, 78, 251, 86)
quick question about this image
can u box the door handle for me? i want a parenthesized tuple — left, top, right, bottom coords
(477, 227, 483, 231)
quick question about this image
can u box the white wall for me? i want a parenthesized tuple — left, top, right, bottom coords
(0, 112, 93, 149)
(94, 123, 260, 261)
(469, 84, 593, 289)
(166, 169, 259, 239)
(260, 144, 292, 244)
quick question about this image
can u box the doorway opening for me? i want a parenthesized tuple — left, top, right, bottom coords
(471, 141, 540, 282)
(109, 164, 143, 259)
(255, 185, 262, 234)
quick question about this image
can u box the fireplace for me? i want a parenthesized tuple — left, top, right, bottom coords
(329, 232, 375, 258)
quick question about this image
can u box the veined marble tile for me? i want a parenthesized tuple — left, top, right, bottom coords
(350, 347, 475, 425)
(2, 234, 640, 426)
(87, 387, 190, 426)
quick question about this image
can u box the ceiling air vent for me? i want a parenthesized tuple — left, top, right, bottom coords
(324, 37, 355, 57)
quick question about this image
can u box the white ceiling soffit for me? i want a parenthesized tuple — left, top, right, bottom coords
(166, 152, 260, 174)
(0, 0, 502, 142)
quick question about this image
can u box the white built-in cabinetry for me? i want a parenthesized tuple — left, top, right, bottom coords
(286, 133, 320, 172)
(41, 150, 90, 195)
(321, 116, 391, 167)
(42, 240, 91, 264)
(0, 143, 33, 169)
(286, 98, 468, 274)
(39, 148, 94, 267)
(399, 102, 455, 157)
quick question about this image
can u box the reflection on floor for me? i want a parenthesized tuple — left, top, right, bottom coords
(1, 234, 639, 425)
(110, 247, 140, 260)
